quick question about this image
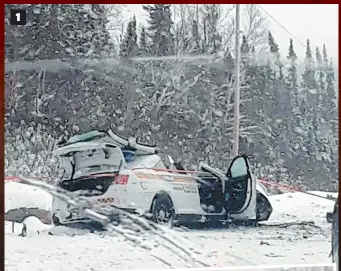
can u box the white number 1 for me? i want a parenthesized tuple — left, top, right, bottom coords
(15, 13, 20, 22)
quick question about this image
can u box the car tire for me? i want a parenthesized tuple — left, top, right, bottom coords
(256, 192, 272, 222)
(151, 194, 175, 225)
(52, 213, 61, 226)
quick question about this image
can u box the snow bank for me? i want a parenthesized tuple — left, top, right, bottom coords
(5, 217, 52, 236)
(4, 182, 337, 269)
(5, 182, 52, 212)
(268, 191, 337, 225)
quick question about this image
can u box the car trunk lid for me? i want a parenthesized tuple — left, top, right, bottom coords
(54, 142, 126, 196)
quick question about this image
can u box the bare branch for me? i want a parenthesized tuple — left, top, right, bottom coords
(242, 4, 268, 51)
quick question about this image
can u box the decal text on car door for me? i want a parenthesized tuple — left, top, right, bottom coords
(183, 185, 197, 193)
(173, 184, 197, 193)
(97, 198, 114, 203)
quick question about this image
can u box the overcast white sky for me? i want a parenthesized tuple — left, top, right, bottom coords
(127, 4, 338, 63)
(261, 4, 338, 62)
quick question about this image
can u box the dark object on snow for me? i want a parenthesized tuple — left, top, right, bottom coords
(5, 207, 52, 224)
(18, 223, 27, 237)
(327, 196, 339, 270)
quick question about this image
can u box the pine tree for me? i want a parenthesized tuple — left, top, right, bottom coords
(265, 33, 287, 172)
(315, 46, 322, 67)
(287, 39, 297, 61)
(268, 31, 281, 72)
(143, 4, 174, 56)
(139, 26, 149, 56)
(89, 4, 115, 57)
(286, 39, 299, 104)
(316, 55, 338, 188)
(268, 31, 279, 53)
(302, 39, 317, 92)
(322, 44, 328, 67)
(60, 4, 113, 58)
(321, 46, 335, 105)
(300, 39, 322, 180)
(120, 15, 139, 57)
(325, 58, 337, 109)
(315, 46, 325, 91)
(306, 39, 312, 59)
(322, 46, 334, 104)
(285, 38, 302, 180)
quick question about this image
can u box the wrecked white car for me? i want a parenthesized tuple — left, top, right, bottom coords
(51, 130, 273, 226)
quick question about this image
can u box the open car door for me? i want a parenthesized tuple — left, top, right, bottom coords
(226, 155, 257, 220)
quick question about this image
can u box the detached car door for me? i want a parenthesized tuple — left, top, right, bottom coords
(227, 155, 257, 220)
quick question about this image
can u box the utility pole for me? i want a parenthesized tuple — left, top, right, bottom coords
(232, 4, 241, 156)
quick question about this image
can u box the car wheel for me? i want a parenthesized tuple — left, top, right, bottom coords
(52, 213, 61, 226)
(151, 194, 175, 225)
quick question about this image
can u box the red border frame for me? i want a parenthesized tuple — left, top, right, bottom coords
(3, 0, 341, 3)
(1, 4, 4, 267)
(1, 2, 340, 269)
(333, 5, 341, 267)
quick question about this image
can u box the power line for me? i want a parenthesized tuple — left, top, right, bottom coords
(256, 4, 307, 49)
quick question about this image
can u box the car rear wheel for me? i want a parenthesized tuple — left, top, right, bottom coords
(151, 194, 175, 225)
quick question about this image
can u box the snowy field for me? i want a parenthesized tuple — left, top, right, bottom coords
(5, 182, 337, 271)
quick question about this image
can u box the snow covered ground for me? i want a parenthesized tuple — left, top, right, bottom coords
(5, 181, 52, 212)
(5, 182, 337, 271)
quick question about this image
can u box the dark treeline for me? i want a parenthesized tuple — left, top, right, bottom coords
(5, 4, 338, 191)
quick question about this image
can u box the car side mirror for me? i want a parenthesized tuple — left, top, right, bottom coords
(326, 212, 334, 223)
